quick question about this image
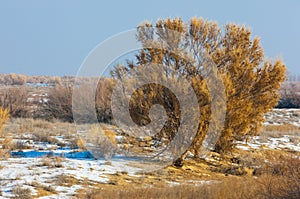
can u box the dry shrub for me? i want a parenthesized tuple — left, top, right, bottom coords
(69, 137, 86, 150)
(86, 125, 117, 160)
(0, 137, 13, 159)
(42, 85, 73, 122)
(32, 132, 59, 144)
(27, 182, 57, 197)
(38, 157, 52, 167)
(52, 156, 64, 168)
(55, 174, 79, 187)
(95, 77, 115, 123)
(38, 156, 64, 168)
(0, 86, 29, 117)
(43, 78, 115, 123)
(12, 185, 32, 199)
(3, 73, 27, 85)
(112, 17, 286, 158)
(0, 107, 9, 133)
(11, 140, 32, 150)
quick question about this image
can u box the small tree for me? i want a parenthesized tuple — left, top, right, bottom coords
(112, 17, 286, 158)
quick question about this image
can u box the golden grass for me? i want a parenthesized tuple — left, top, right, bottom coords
(0, 107, 9, 133)
(37, 156, 64, 168)
(74, 148, 300, 199)
(1, 118, 77, 137)
(11, 185, 32, 199)
(263, 124, 300, 133)
(55, 174, 80, 187)
(0, 137, 13, 159)
(80, 163, 300, 199)
(26, 182, 57, 197)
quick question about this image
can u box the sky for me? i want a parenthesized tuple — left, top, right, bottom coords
(0, 0, 299, 76)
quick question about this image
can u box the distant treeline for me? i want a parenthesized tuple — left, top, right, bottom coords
(0, 73, 299, 122)
(277, 82, 300, 108)
(0, 73, 75, 86)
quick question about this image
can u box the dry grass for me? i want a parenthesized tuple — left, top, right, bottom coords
(81, 168, 299, 199)
(76, 149, 300, 199)
(55, 174, 80, 187)
(27, 181, 57, 197)
(37, 156, 64, 168)
(11, 185, 32, 199)
(69, 137, 86, 150)
(1, 118, 77, 137)
(0, 137, 13, 159)
(260, 124, 300, 144)
(0, 107, 9, 133)
(262, 124, 300, 136)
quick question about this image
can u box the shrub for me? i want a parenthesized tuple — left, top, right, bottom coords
(0, 87, 29, 118)
(111, 17, 286, 158)
(0, 107, 9, 133)
(42, 85, 73, 122)
(55, 174, 79, 187)
(85, 125, 117, 160)
(4, 73, 27, 85)
(69, 137, 86, 150)
(95, 77, 115, 123)
(12, 185, 32, 199)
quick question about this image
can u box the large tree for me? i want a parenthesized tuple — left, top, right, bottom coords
(112, 17, 286, 159)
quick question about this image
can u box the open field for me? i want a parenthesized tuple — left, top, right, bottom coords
(0, 109, 299, 198)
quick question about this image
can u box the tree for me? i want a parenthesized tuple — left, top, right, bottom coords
(112, 17, 286, 159)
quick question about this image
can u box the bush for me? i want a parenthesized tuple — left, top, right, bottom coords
(42, 85, 73, 122)
(0, 87, 29, 118)
(0, 108, 10, 159)
(0, 107, 9, 133)
(4, 73, 27, 85)
(12, 185, 31, 199)
(44, 78, 115, 123)
(111, 17, 286, 157)
(95, 77, 115, 123)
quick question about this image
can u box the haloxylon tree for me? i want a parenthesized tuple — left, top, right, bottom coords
(112, 17, 286, 158)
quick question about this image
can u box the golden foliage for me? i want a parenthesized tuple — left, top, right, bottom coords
(0, 107, 9, 133)
(112, 17, 286, 155)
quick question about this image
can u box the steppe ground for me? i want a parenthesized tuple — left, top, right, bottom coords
(0, 109, 299, 199)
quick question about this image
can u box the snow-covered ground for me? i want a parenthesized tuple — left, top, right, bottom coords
(0, 109, 299, 198)
(0, 151, 158, 198)
(264, 109, 300, 127)
(236, 135, 300, 152)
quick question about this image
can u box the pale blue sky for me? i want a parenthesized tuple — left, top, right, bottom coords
(0, 0, 299, 75)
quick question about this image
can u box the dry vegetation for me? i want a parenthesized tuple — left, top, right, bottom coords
(0, 17, 299, 199)
(0, 113, 298, 198)
(76, 151, 300, 199)
(11, 185, 32, 199)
